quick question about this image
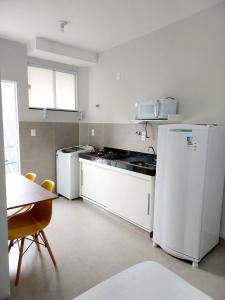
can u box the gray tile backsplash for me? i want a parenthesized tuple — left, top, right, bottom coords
(79, 123, 158, 153)
(19, 121, 157, 185)
(54, 123, 79, 150)
(78, 123, 89, 146)
(19, 122, 79, 183)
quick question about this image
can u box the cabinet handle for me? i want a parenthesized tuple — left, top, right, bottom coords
(147, 193, 150, 215)
(81, 168, 83, 186)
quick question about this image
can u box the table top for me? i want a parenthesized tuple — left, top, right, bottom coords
(6, 173, 58, 209)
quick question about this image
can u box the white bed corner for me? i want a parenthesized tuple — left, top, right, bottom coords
(73, 261, 212, 300)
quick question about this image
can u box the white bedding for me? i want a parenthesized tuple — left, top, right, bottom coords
(73, 261, 212, 300)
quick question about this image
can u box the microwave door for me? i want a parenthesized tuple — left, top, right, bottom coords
(139, 103, 155, 119)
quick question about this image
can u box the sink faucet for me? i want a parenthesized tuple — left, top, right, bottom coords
(148, 146, 156, 156)
(148, 146, 157, 163)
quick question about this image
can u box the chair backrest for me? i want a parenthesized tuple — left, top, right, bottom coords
(25, 172, 37, 182)
(41, 180, 55, 192)
(31, 180, 55, 226)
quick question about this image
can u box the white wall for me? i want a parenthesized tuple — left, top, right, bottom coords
(0, 38, 28, 120)
(0, 38, 87, 123)
(84, 2, 225, 238)
(85, 2, 225, 124)
(0, 83, 10, 299)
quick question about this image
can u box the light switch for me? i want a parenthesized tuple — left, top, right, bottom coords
(141, 131, 146, 141)
(91, 129, 95, 136)
(31, 129, 36, 137)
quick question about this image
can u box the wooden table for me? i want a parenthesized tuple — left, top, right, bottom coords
(6, 173, 58, 217)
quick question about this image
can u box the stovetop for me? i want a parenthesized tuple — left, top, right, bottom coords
(93, 149, 130, 160)
(79, 147, 157, 176)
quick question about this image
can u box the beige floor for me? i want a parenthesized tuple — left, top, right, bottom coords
(9, 197, 225, 300)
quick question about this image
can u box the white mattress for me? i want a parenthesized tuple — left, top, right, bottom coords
(73, 261, 212, 300)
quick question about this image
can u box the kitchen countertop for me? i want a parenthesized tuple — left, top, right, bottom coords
(79, 147, 156, 176)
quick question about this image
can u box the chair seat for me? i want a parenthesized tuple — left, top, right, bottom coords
(8, 211, 49, 240)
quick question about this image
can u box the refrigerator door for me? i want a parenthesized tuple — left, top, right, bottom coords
(153, 126, 209, 260)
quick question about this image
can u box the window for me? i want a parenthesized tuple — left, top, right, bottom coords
(1, 81, 20, 174)
(28, 65, 77, 111)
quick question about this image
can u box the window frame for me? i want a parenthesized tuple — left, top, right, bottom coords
(28, 63, 78, 112)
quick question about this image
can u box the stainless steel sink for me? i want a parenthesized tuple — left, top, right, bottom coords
(130, 161, 156, 168)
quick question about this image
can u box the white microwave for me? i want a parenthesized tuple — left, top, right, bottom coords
(136, 98, 177, 120)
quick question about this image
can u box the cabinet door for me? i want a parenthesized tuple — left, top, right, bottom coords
(80, 161, 109, 207)
(108, 170, 152, 230)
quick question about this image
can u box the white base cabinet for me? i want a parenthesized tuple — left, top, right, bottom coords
(80, 159, 110, 208)
(80, 159, 154, 232)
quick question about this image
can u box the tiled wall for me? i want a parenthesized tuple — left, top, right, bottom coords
(19, 122, 79, 183)
(79, 123, 158, 154)
(19, 122, 157, 185)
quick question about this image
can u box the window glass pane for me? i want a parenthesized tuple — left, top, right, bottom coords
(55, 71, 76, 110)
(28, 66, 54, 108)
(1, 81, 20, 173)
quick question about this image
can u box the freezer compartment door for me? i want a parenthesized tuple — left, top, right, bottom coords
(154, 127, 208, 259)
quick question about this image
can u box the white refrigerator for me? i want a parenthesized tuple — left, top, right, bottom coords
(153, 124, 225, 267)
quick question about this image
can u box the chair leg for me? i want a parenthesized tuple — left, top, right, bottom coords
(32, 234, 41, 252)
(15, 238, 25, 286)
(8, 240, 14, 253)
(40, 230, 57, 267)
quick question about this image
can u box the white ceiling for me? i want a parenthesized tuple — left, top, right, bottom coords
(0, 0, 224, 52)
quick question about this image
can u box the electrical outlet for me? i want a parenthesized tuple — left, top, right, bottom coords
(31, 129, 36, 137)
(141, 131, 146, 141)
(91, 129, 95, 136)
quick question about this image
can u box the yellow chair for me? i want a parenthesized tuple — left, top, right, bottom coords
(7, 172, 37, 218)
(25, 172, 37, 182)
(8, 179, 56, 286)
